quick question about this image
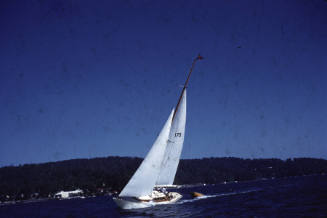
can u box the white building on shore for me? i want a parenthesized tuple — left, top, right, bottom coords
(54, 189, 83, 199)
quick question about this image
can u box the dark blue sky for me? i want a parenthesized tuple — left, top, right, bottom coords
(0, 0, 326, 166)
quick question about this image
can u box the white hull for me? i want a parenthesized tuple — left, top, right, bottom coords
(113, 192, 182, 210)
(155, 184, 180, 188)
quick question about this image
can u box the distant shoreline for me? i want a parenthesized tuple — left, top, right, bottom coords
(1, 173, 326, 206)
(1, 156, 326, 169)
(1, 157, 326, 203)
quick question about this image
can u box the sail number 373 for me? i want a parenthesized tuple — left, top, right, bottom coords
(175, 132, 182, 137)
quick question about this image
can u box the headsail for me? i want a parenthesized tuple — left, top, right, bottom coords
(119, 109, 175, 197)
(156, 54, 203, 185)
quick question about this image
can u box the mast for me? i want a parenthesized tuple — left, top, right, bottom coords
(172, 54, 203, 121)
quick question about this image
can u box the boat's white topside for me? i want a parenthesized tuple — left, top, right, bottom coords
(113, 192, 182, 210)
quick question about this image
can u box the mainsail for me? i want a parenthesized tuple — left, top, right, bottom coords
(156, 54, 203, 185)
(156, 89, 186, 185)
(119, 109, 174, 197)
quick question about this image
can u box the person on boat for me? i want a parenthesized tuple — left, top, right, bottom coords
(161, 188, 171, 200)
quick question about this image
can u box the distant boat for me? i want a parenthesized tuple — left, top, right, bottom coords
(113, 55, 203, 209)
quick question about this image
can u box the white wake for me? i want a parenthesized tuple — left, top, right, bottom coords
(177, 189, 261, 204)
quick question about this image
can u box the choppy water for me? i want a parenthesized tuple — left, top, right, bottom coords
(1, 175, 326, 217)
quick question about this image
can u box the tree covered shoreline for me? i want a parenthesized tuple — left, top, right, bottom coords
(0, 157, 326, 202)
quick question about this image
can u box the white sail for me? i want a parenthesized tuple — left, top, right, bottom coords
(156, 89, 186, 185)
(114, 55, 202, 210)
(119, 109, 174, 197)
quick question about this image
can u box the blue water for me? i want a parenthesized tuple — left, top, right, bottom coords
(1, 175, 326, 217)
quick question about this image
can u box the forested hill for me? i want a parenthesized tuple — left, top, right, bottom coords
(0, 157, 326, 202)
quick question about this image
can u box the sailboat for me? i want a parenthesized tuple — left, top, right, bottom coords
(113, 55, 203, 209)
